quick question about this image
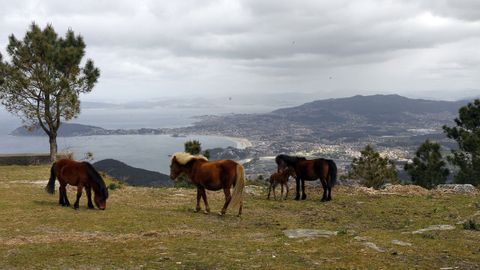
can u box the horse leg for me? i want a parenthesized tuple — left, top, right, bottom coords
(327, 177, 332, 201)
(267, 183, 272, 200)
(320, 178, 328, 202)
(301, 179, 307, 200)
(60, 183, 70, 207)
(194, 187, 202, 212)
(58, 184, 65, 206)
(200, 188, 210, 214)
(74, 185, 84, 210)
(272, 183, 277, 200)
(220, 187, 232, 216)
(294, 177, 300, 200)
(86, 186, 94, 209)
(285, 182, 289, 200)
(280, 183, 284, 200)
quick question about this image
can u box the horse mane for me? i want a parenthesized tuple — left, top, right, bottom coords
(276, 154, 306, 166)
(83, 162, 109, 199)
(172, 152, 208, 165)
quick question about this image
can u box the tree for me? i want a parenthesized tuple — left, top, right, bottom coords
(404, 140, 449, 189)
(443, 99, 480, 185)
(184, 140, 202, 155)
(0, 23, 100, 161)
(184, 140, 210, 158)
(347, 145, 398, 189)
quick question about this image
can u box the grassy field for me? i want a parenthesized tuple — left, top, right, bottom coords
(0, 165, 479, 269)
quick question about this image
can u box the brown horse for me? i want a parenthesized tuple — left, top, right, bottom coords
(170, 152, 245, 216)
(45, 159, 109, 210)
(276, 154, 337, 201)
(267, 167, 296, 200)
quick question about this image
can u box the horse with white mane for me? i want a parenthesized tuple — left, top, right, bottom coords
(169, 152, 245, 216)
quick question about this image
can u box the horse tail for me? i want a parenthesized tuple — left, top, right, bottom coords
(45, 162, 56, 194)
(230, 164, 245, 209)
(327, 159, 337, 187)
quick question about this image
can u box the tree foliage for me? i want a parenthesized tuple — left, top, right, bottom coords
(184, 140, 210, 159)
(184, 140, 202, 155)
(404, 140, 449, 189)
(347, 145, 398, 189)
(443, 99, 480, 185)
(0, 23, 100, 160)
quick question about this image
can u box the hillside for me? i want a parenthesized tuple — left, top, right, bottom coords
(180, 94, 467, 144)
(93, 159, 172, 187)
(0, 165, 479, 269)
(272, 94, 465, 125)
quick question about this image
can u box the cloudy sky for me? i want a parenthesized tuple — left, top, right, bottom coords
(0, 0, 479, 102)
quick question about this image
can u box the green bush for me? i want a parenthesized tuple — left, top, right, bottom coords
(463, 219, 480, 231)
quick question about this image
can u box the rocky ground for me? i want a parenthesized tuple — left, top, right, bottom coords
(0, 165, 479, 269)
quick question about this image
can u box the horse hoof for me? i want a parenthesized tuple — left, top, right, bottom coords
(203, 210, 210, 215)
(218, 212, 225, 216)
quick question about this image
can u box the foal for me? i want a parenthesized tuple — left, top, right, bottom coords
(267, 167, 296, 200)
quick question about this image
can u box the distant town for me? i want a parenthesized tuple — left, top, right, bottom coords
(12, 94, 468, 180)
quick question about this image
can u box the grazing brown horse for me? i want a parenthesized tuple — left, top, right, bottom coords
(276, 154, 337, 202)
(170, 152, 245, 216)
(267, 167, 296, 200)
(45, 159, 109, 210)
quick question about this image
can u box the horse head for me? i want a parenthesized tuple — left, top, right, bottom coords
(94, 187, 108, 210)
(285, 167, 297, 179)
(169, 156, 182, 180)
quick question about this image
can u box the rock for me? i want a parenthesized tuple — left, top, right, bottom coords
(363, 242, 385, 253)
(436, 184, 477, 194)
(283, 229, 338, 238)
(380, 183, 394, 190)
(353, 235, 389, 253)
(391, 240, 412, 247)
(245, 185, 264, 196)
(412, 224, 455, 234)
(354, 236, 369, 242)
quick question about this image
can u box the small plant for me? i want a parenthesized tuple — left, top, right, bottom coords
(83, 151, 94, 161)
(173, 174, 195, 188)
(463, 219, 480, 231)
(421, 232, 436, 239)
(108, 182, 123, 190)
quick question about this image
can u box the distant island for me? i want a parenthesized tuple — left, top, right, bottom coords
(10, 123, 171, 137)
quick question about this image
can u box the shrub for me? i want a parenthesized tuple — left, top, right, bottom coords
(347, 145, 399, 189)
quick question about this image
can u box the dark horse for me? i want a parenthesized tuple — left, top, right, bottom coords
(170, 152, 245, 216)
(45, 159, 109, 210)
(275, 154, 337, 201)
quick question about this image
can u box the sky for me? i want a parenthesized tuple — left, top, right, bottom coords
(0, 0, 479, 102)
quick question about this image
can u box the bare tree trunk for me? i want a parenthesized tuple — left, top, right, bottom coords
(49, 135, 58, 162)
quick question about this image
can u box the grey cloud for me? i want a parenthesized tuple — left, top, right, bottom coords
(0, 0, 479, 101)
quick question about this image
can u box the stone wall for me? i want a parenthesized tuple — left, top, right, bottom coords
(0, 154, 68, 165)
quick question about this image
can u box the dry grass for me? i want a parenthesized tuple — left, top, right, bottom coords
(0, 165, 479, 269)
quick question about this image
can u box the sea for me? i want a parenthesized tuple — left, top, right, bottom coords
(0, 105, 268, 174)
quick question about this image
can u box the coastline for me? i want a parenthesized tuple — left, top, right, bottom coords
(223, 136, 253, 149)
